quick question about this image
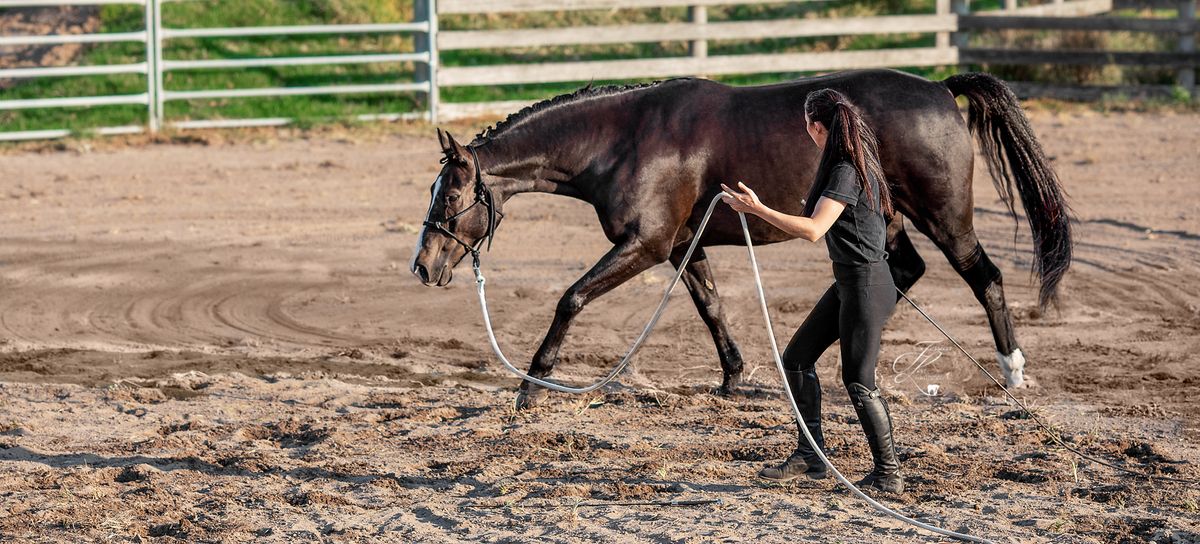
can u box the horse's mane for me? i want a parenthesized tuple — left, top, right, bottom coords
(471, 80, 682, 145)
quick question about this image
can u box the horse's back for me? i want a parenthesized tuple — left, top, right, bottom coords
(635, 70, 975, 246)
(644, 70, 958, 115)
(643, 70, 969, 166)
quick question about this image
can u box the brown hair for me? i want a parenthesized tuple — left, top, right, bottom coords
(801, 89, 893, 217)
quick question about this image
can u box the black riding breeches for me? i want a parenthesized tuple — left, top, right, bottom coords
(781, 260, 897, 389)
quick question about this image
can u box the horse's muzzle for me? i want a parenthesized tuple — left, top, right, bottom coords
(412, 262, 453, 287)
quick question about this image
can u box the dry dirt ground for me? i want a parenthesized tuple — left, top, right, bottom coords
(0, 7, 98, 90)
(0, 109, 1198, 543)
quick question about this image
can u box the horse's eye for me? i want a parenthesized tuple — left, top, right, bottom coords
(446, 194, 460, 203)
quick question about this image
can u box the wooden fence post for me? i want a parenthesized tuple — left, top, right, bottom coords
(952, 0, 970, 48)
(414, 0, 440, 123)
(937, 0, 951, 49)
(688, 5, 708, 59)
(1180, 0, 1196, 98)
(950, 0, 969, 75)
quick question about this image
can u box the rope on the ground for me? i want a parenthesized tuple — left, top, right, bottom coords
(473, 193, 994, 543)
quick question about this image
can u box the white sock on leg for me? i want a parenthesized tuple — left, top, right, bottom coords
(996, 348, 1026, 388)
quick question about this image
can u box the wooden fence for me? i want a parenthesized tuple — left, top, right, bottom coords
(428, 0, 1199, 121)
(960, 0, 1198, 99)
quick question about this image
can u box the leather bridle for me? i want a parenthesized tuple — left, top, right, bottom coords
(421, 145, 504, 268)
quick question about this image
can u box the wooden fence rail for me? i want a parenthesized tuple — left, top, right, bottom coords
(960, 48, 1200, 67)
(438, 0, 801, 14)
(439, 48, 959, 86)
(433, 0, 1197, 120)
(438, 14, 959, 50)
(959, 14, 1196, 31)
(956, 0, 1196, 101)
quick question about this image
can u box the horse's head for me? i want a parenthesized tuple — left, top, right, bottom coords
(411, 129, 504, 287)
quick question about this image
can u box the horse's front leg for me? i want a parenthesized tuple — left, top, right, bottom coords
(515, 237, 668, 409)
(669, 246, 744, 396)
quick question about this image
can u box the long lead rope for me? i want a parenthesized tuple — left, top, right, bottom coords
(736, 211, 995, 543)
(473, 193, 992, 543)
(895, 290, 1196, 485)
(473, 192, 722, 394)
(470, 191, 1195, 541)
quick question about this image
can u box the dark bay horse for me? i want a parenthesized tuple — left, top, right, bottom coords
(411, 69, 1072, 408)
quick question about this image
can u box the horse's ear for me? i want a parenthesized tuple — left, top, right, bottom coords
(436, 127, 448, 152)
(445, 131, 469, 163)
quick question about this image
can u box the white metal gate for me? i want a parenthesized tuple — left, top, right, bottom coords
(0, 0, 438, 140)
(0, 0, 155, 141)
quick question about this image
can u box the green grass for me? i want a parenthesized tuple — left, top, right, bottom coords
(2, 0, 1187, 136)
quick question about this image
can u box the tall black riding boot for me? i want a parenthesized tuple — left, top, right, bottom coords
(759, 369, 828, 481)
(848, 382, 904, 494)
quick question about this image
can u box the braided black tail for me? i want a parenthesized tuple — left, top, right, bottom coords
(944, 72, 1073, 308)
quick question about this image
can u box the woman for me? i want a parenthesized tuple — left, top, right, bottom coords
(720, 88, 903, 494)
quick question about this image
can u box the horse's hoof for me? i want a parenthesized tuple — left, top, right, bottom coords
(997, 349, 1028, 389)
(1010, 374, 1038, 389)
(715, 372, 742, 397)
(514, 386, 547, 410)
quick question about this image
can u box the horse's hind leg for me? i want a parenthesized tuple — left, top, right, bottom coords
(912, 221, 1028, 388)
(516, 237, 668, 409)
(670, 246, 744, 395)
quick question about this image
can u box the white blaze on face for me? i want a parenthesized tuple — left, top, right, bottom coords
(411, 174, 443, 270)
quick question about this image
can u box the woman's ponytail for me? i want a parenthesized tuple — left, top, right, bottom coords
(802, 89, 893, 218)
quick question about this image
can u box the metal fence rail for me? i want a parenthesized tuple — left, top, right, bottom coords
(153, 0, 434, 130)
(0, 0, 435, 139)
(0, 0, 153, 141)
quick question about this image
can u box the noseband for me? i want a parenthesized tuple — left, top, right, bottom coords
(421, 146, 504, 268)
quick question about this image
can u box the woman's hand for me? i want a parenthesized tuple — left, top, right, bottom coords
(718, 181, 846, 242)
(720, 182, 764, 215)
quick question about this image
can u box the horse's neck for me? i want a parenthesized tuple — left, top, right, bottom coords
(479, 99, 627, 199)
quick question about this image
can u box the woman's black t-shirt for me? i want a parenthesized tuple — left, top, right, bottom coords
(818, 161, 888, 265)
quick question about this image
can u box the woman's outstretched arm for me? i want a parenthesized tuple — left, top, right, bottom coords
(720, 181, 846, 242)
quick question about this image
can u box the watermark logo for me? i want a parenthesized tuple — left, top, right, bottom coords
(891, 340, 956, 397)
